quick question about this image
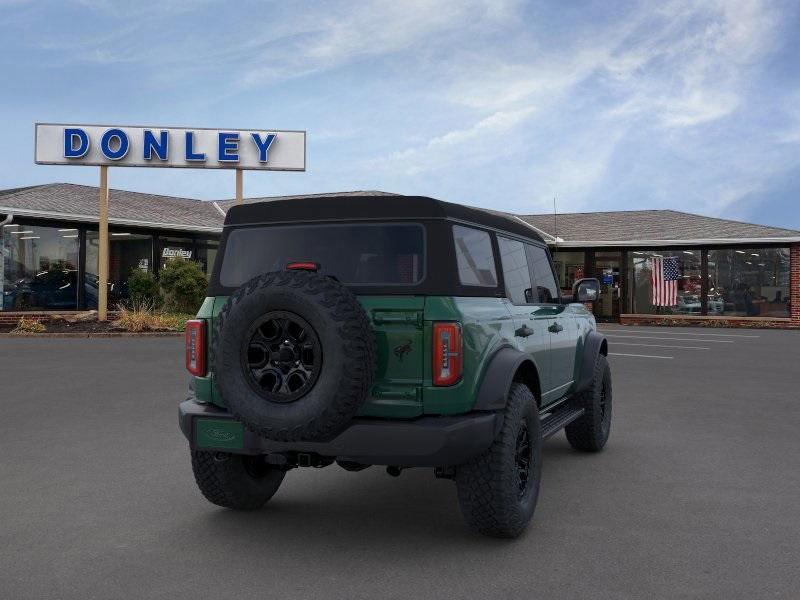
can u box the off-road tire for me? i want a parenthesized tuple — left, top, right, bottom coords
(212, 270, 375, 442)
(191, 451, 285, 510)
(565, 353, 612, 452)
(455, 383, 542, 538)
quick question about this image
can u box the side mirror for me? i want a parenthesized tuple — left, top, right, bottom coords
(573, 278, 600, 302)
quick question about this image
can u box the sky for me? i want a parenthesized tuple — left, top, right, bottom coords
(1, 0, 799, 228)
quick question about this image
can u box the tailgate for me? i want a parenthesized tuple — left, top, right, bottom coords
(357, 296, 426, 418)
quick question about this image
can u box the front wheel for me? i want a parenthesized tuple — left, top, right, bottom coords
(565, 353, 612, 452)
(191, 451, 285, 510)
(455, 383, 542, 538)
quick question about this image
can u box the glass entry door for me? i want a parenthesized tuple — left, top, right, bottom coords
(593, 251, 622, 322)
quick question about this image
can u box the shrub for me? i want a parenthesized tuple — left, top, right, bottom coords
(158, 312, 195, 331)
(159, 259, 207, 314)
(113, 301, 191, 332)
(127, 269, 161, 308)
(11, 317, 46, 334)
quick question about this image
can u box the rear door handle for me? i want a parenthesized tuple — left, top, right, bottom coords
(548, 322, 563, 334)
(515, 325, 534, 338)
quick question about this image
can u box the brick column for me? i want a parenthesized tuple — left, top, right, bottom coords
(791, 244, 800, 324)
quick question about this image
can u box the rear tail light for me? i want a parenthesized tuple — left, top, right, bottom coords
(433, 322, 462, 386)
(185, 319, 207, 376)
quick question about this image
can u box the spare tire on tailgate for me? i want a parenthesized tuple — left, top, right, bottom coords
(212, 270, 375, 442)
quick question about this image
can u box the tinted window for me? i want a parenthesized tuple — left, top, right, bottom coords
(219, 223, 424, 288)
(453, 225, 497, 287)
(498, 236, 532, 304)
(526, 244, 559, 303)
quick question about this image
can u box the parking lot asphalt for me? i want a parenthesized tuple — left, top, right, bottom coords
(1, 327, 799, 600)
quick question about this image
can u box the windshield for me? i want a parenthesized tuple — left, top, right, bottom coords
(219, 222, 425, 288)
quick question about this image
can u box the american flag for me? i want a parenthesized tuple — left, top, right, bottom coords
(651, 256, 679, 306)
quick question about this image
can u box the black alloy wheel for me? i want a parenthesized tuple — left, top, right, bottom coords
(514, 423, 532, 499)
(565, 353, 612, 452)
(242, 311, 322, 403)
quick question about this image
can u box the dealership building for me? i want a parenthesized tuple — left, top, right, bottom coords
(1, 182, 799, 328)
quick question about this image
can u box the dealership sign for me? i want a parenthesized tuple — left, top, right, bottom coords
(162, 247, 192, 259)
(34, 123, 306, 171)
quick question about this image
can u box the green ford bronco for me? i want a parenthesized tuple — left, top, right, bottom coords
(179, 194, 611, 537)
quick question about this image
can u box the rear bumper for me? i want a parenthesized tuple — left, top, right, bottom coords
(179, 399, 499, 467)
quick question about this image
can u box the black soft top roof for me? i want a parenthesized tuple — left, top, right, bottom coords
(224, 195, 544, 243)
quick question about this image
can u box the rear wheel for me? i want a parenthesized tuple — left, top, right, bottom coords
(455, 383, 542, 538)
(191, 451, 285, 510)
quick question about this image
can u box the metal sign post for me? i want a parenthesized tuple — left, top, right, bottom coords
(98, 166, 109, 320)
(236, 168, 243, 205)
(34, 123, 306, 320)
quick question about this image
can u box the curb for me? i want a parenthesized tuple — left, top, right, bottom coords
(0, 331, 183, 338)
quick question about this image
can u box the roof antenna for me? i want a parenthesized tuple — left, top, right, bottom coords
(553, 196, 558, 249)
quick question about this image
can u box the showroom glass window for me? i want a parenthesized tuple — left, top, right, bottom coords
(196, 239, 220, 280)
(551, 251, 586, 291)
(452, 225, 497, 287)
(85, 230, 153, 308)
(498, 236, 532, 304)
(1, 223, 79, 310)
(159, 236, 195, 272)
(629, 249, 702, 314)
(707, 248, 790, 317)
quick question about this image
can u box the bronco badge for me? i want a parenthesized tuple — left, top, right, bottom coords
(393, 339, 413, 362)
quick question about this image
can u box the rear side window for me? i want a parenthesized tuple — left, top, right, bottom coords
(453, 225, 497, 287)
(219, 223, 424, 288)
(525, 244, 559, 303)
(498, 236, 532, 304)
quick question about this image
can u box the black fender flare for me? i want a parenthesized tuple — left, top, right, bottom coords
(473, 346, 540, 411)
(575, 331, 608, 394)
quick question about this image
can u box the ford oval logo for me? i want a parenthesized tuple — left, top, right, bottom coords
(205, 428, 236, 442)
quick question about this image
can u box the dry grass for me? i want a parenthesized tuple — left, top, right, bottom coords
(11, 317, 46, 334)
(113, 302, 193, 332)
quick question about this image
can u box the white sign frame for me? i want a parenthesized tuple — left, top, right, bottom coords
(34, 122, 306, 171)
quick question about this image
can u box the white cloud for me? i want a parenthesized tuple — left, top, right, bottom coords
(238, 0, 521, 88)
(374, 106, 536, 175)
(605, 0, 780, 128)
(371, 0, 789, 212)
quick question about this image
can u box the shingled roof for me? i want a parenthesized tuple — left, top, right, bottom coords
(0, 183, 222, 232)
(2, 184, 798, 245)
(518, 209, 800, 246)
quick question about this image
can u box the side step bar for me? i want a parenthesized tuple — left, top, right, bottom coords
(540, 405, 585, 439)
